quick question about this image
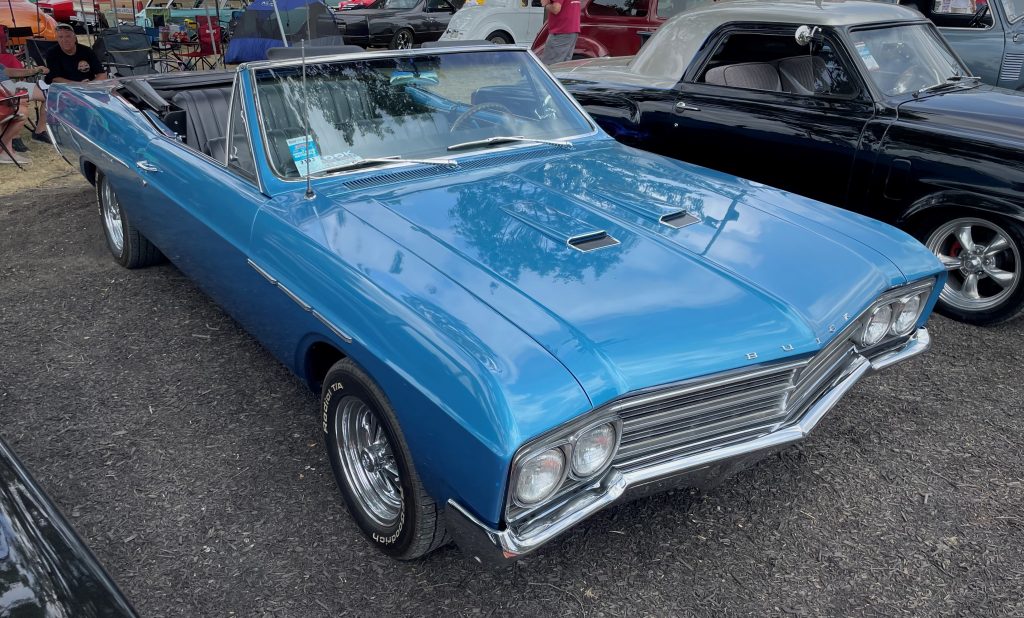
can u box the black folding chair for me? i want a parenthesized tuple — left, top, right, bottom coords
(0, 88, 29, 170)
(94, 28, 157, 77)
(25, 38, 58, 69)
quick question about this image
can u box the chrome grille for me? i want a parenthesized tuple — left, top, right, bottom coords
(613, 330, 861, 473)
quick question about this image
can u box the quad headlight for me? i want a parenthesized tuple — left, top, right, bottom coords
(891, 292, 926, 336)
(571, 423, 617, 477)
(513, 448, 566, 506)
(512, 420, 620, 509)
(856, 282, 933, 349)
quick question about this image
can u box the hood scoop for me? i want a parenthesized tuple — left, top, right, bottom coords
(580, 184, 701, 230)
(501, 200, 619, 252)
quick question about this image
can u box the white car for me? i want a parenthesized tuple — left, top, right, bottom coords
(440, 0, 544, 45)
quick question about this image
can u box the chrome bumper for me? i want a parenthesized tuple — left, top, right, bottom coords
(446, 328, 931, 566)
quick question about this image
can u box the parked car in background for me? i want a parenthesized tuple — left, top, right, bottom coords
(47, 45, 942, 564)
(900, 0, 1024, 90)
(0, 437, 137, 616)
(337, 0, 378, 9)
(0, 0, 58, 43)
(558, 0, 1024, 325)
(333, 0, 460, 48)
(440, 0, 543, 45)
(532, 0, 711, 58)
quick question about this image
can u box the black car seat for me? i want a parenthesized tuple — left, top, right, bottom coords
(777, 55, 831, 95)
(170, 87, 233, 156)
(704, 62, 782, 91)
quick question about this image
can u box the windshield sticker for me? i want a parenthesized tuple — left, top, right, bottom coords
(287, 136, 325, 174)
(854, 41, 880, 71)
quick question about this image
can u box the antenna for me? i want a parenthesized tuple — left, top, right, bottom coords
(302, 39, 315, 200)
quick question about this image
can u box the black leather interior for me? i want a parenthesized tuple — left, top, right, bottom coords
(170, 87, 232, 156)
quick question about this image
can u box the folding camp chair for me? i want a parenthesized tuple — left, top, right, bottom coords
(25, 38, 58, 68)
(0, 87, 28, 170)
(176, 16, 221, 71)
(94, 28, 157, 76)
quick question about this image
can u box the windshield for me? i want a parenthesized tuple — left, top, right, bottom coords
(1002, 0, 1024, 22)
(848, 24, 967, 96)
(254, 50, 592, 178)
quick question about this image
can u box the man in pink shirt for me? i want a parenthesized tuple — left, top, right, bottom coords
(539, 0, 581, 65)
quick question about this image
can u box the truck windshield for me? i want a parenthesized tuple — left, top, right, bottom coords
(849, 24, 967, 96)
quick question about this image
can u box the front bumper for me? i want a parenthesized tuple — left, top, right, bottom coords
(446, 328, 931, 566)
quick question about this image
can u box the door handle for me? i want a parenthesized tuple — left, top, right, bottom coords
(135, 160, 160, 173)
(675, 100, 700, 113)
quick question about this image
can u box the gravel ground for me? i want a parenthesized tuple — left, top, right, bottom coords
(1, 182, 1023, 617)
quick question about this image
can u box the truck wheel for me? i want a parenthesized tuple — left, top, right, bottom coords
(321, 358, 450, 559)
(486, 31, 511, 45)
(920, 214, 1024, 325)
(96, 173, 162, 269)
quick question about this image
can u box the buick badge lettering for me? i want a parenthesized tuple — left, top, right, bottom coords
(746, 352, 758, 360)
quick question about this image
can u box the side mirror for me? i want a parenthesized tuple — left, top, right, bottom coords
(795, 24, 821, 46)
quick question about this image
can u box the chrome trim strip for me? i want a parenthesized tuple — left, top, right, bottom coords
(45, 122, 70, 165)
(246, 259, 353, 345)
(245, 258, 277, 284)
(312, 310, 353, 344)
(448, 328, 931, 564)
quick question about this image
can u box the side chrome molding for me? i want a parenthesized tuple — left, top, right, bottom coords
(246, 258, 353, 344)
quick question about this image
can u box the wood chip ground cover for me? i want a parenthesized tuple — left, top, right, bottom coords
(0, 178, 1022, 616)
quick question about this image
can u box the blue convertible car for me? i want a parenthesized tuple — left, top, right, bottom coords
(46, 46, 943, 564)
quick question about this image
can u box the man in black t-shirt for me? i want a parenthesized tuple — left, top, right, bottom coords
(44, 24, 108, 84)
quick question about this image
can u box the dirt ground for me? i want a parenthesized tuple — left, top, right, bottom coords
(1, 159, 1023, 616)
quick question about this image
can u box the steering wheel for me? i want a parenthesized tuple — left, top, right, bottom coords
(450, 102, 516, 133)
(968, 4, 989, 28)
(893, 65, 935, 95)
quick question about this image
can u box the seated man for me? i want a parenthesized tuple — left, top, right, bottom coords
(0, 85, 28, 165)
(0, 52, 51, 145)
(44, 24, 108, 85)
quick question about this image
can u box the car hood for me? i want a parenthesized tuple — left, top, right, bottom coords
(314, 143, 934, 406)
(552, 57, 677, 90)
(897, 84, 1024, 143)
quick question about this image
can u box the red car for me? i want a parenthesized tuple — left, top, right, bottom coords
(532, 0, 711, 58)
(337, 0, 378, 10)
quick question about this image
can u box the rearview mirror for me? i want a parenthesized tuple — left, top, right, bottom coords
(795, 25, 821, 46)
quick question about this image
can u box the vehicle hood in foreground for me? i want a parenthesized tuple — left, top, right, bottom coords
(897, 85, 1024, 143)
(0, 439, 136, 617)
(315, 144, 938, 406)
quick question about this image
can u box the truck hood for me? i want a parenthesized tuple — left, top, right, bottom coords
(315, 143, 932, 405)
(897, 84, 1024, 143)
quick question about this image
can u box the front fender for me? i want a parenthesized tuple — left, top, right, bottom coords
(899, 189, 1024, 226)
(574, 36, 608, 58)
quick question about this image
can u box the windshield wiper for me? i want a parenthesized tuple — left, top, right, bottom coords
(914, 74, 981, 97)
(315, 155, 459, 175)
(446, 135, 574, 152)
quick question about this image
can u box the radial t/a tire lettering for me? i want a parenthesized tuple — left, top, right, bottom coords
(321, 358, 449, 559)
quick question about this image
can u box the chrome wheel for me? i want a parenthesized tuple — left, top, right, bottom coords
(99, 178, 124, 256)
(394, 30, 413, 49)
(926, 217, 1021, 312)
(335, 396, 402, 528)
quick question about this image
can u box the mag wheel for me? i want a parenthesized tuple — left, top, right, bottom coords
(923, 215, 1024, 325)
(96, 173, 162, 269)
(390, 28, 414, 50)
(322, 359, 449, 558)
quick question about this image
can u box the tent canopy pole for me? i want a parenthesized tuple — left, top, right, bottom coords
(270, 0, 288, 46)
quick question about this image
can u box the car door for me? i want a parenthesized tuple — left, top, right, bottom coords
(128, 77, 270, 318)
(581, 0, 653, 57)
(424, 0, 456, 37)
(933, 0, 1006, 84)
(652, 26, 876, 209)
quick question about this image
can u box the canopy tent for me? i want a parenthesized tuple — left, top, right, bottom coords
(224, 0, 338, 64)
